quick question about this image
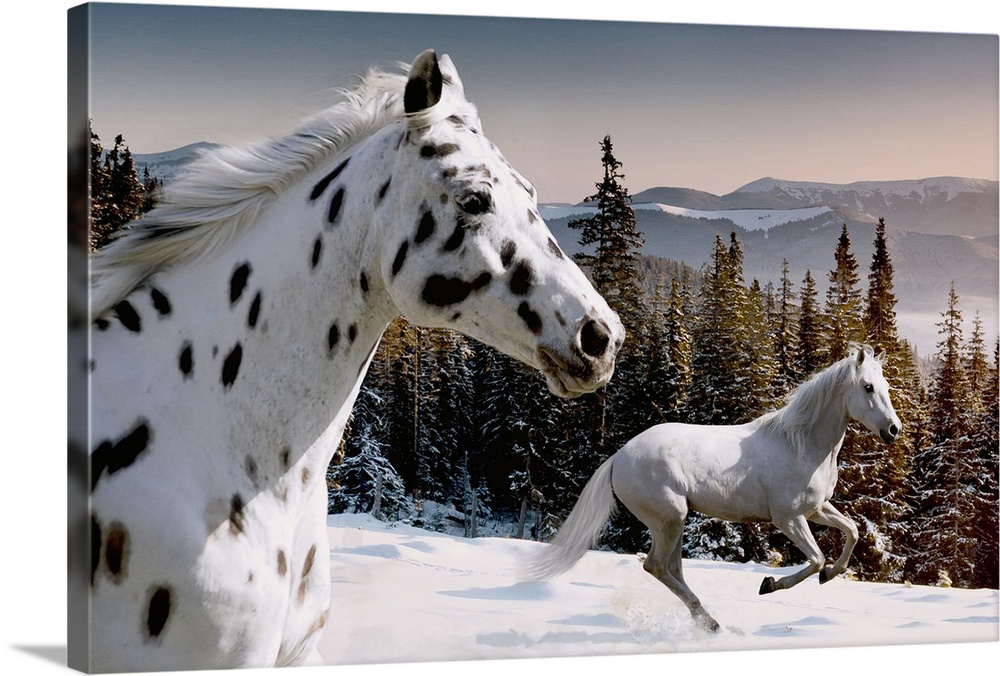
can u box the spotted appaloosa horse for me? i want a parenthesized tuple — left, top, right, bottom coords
(87, 50, 624, 671)
(526, 345, 900, 632)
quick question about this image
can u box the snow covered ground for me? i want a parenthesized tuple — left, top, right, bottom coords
(3, 510, 998, 676)
(317, 513, 998, 669)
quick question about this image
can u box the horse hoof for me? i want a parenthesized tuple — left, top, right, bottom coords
(819, 568, 833, 584)
(695, 613, 721, 632)
(759, 576, 776, 595)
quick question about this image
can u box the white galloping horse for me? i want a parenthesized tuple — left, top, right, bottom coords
(87, 50, 623, 671)
(527, 345, 901, 631)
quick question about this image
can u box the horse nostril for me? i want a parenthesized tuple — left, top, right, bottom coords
(889, 424, 899, 437)
(580, 319, 611, 358)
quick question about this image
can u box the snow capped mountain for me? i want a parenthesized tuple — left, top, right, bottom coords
(132, 142, 222, 184)
(543, 176, 996, 239)
(736, 176, 996, 202)
(723, 176, 998, 237)
(539, 202, 832, 233)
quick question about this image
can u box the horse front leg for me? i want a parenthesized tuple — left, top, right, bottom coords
(759, 514, 824, 595)
(809, 502, 858, 584)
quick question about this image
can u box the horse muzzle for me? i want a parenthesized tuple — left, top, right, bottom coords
(880, 423, 901, 444)
(536, 316, 623, 398)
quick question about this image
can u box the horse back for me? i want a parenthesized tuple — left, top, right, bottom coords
(612, 422, 777, 524)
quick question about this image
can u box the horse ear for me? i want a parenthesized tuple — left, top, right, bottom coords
(856, 347, 866, 366)
(437, 54, 465, 95)
(404, 49, 443, 114)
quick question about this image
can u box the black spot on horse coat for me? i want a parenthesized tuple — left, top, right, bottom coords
(422, 272, 491, 307)
(221, 343, 243, 389)
(146, 586, 172, 638)
(442, 219, 466, 251)
(518, 302, 543, 334)
(311, 238, 322, 269)
(248, 293, 262, 328)
(310, 157, 350, 201)
(392, 241, 408, 277)
(415, 211, 435, 244)
(115, 301, 141, 332)
(150, 288, 171, 316)
(230, 263, 252, 305)
(509, 260, 534, 296)
(91, 420, 152, 491)
(179, 342, 193, 378)
(327, 187, 345, 225)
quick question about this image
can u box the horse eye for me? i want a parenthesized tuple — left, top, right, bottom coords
(864, 384, 874, 393)
(459, 191, 493, 215)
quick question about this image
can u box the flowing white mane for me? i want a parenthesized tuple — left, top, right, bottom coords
(90, 61, 473, 317)
(757, 344, 877, 456)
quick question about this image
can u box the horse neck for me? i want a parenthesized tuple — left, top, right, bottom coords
(154, 140, 397, 471)
(805, 391, 851, 462)
(778, 365, 853, 467)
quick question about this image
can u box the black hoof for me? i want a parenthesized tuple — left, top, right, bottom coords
(759, 576, 776, 595)
(819, 568, 833, 584)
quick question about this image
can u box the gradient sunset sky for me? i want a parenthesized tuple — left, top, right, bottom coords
(83, 1, 998, 204)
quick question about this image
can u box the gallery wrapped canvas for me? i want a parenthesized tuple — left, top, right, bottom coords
(65, 2, 997, 674)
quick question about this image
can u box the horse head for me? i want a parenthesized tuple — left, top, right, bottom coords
(378, 50, 624, 397)
(846, 345, 902, 443)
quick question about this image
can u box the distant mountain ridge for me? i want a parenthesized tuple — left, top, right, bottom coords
(133, 142, 222, 184)
(631, 176, 998, 239)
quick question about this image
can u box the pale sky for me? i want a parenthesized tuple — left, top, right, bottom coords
(81, 1, 998, 204)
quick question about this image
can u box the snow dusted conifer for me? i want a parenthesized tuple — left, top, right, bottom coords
(773, 258, 800, 391)
(907, 284, 996, 588)
(795, 269, 824, 378)
(828, 218, 917, 583)
(825, 224, 865, 361)
(328, 386, 409, 520)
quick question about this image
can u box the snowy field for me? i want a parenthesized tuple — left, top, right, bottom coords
(313, 513, 998, 670)
(6, 511, 996, 676)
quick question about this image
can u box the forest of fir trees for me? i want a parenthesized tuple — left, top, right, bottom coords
(88, 128, 998, 591)
(327, 136, 999, 591)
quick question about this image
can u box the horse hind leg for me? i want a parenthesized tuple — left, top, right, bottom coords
(759, 514, 824, 595)
(644, 522, 720, 632)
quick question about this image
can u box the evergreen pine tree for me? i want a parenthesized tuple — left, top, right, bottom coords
(907, 284, 990, 587)
(825, 218, 916, 582)
(795, 270, 824, 378)
(825, 224, 865, 361)
(327, 385, 409, 520)
(566, 135, 647, 460)
(773, 259, 800, 390)
(89, 129, 157, 250)
(965, 313, 990, 416)
(688, 232, 775, 425)
(865, 218, 898, 351)
(745, 277, 779, 412)
(567, 135, 645, 326)
(687, 235, 739, 424)
(659, 275, 693, 420)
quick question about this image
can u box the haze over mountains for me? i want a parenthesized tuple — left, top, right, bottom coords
(134, 146, 998, 355)
(539, 175, 998, 355)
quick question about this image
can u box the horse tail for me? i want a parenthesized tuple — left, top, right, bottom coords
(522, 455, 617, 580)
